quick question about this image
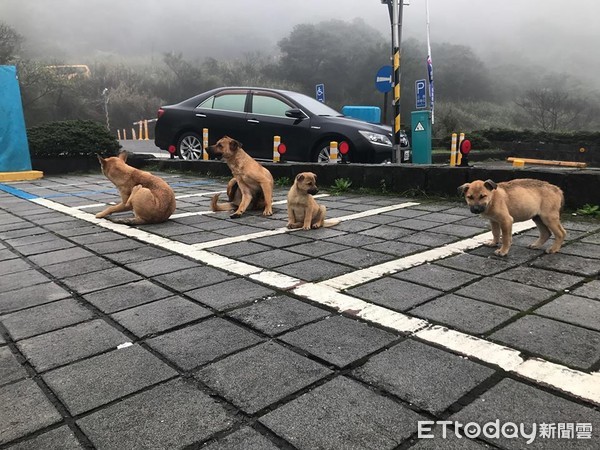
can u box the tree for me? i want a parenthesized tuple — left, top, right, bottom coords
(515, 87, 583, 131)
(0, 22, 23, 64)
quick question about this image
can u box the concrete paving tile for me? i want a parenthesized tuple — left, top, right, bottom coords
(581, 233, 600, 245)
(196, 341, 331, 414)
(146, 318, 263, 371)
(354, 339, 495, 414)
(382, 208, 431, 218)
(82, 279, 173, 313)
(175, 231, 229, 244)
(494, 266, 585, 291)
(83, 238, 145, 254)
(6, 426, 83, 450)
(111, 296, 212, 337)
(280, 315, 397, 368)
(395, 264, 480, 291)
(0, 248, 18, 261)
(77, 379, 232, 450)
(359, 225, 415, 240)
(0, 258, 31, 277)
(2, 298, 94, 341)
(571, 280, 600, 300)
(276, 258, 353, 282)
(332, 220, 380, 232)
(409, 425, 490, 449)
(293, 227, 347, 240)
(43, 344, 177, 415)
(4, 232, 56, 248)
(3, 269, 51, 293)
(0, 346, 28, 385)
(154, 266, 234, 291)
(535, 294, 600, 331)
(410, 294, 518, 334)
(455, 277, 555, 311)
(17, 319, 129, 372)
(15, 238, 76, 256)
(125, 254, 199, 276)
(398, 231, 460, 247)
(186, 279, 275, 311)
(61, 267, 142, 295)
(468, 244, 544, 263)
(104, 245, 172, 264)
(321, 247, 395, 268)
(202, 426, 279, 450)
(490, 315, 600, 369)
(429, 224, 485, 237)
(363, 240, 429, 257)
(451, 378, 600, 449)
(325, 233, 385, 247)
(0, 282, 71, 314)
(531, 253, 600, 277)
(68, 231, 123, 245)
(559, 242, 600, 259)
(52, 224, 105, 237)
(0, 379, 62, 445)
(391, 218, 442, 231)
(227, 295, 330, 336)
(436, 253, 518, 276)
(260, 376, 422, 449)
(28, 247, 94, 266)
(238, 249, 309, 268)
(418, 212, 468, 224)
(285, 240, 350, 257)
(42, 256, 116, 279)
(347, 277, 442, 311)
(208, 241, 272, 258)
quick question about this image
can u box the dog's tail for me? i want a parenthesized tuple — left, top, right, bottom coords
(211, 193, 234, 212)
(105, 216, 147, 226)
(322, 218, 341, 228)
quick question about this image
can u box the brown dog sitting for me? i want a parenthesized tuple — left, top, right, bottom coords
(209, 136, 273, 219)
(96, 152, 176, 225)
(287, 172, 339, 230)
(458, 178, 566, 256)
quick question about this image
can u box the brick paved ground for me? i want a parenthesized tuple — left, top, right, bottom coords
(1, 172, 599, 449)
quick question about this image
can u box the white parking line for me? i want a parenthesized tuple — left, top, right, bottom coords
(26, 196, 600, 407)
(320, 220, 537, 290)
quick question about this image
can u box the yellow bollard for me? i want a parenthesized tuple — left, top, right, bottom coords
(329, 141, 338, 162)
(132, 129, 137, 140)
(138, 121, 143, 140)
(456, 133, 465, 166)
(122, 129, 127, 140)
(117, 130, 121, 140)
(513, 159, 525, 168)
(144, 120, 149, 140)
(273, 136, 281, 163)
(202, 128, 209, 160)
(450, 133, 457, 166)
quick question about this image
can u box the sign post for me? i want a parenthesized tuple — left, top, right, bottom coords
(375, 65, 393, 125)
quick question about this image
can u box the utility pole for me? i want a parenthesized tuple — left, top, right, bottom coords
(381, 0, 408, 163)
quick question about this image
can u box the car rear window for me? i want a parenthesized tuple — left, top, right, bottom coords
(251, 95, 290, 117)
(199, 94, 246, 112)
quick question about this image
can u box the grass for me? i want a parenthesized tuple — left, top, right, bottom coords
(329, 178, 353, 195)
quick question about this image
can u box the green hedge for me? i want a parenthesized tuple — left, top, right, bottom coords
(28, 120, 121, 158)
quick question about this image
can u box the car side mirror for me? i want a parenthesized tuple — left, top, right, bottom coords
(285, 108, 305, 119)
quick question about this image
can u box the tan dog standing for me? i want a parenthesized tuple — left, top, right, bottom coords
(287, 172, 339, 230)
(209, 136, 273, 219)
(458, 178, 566, 256)
(96, 152, 176, 225)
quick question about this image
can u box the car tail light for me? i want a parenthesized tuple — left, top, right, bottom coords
(157, 108, 165, 119)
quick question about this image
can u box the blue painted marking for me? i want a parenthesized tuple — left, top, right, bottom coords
(0, 183, 39, 200)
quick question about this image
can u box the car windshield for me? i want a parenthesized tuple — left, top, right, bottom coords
(284, 91, 343, 117)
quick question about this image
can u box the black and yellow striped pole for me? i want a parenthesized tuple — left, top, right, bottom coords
(385, 0, 407, 163)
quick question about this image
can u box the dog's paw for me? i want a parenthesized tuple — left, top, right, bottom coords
(230, 213, 242, 219)
(494, 248, 509, 257)
(545, 247, 560, 254)
(302, 225, 311, 230)
(527, 243, 542, 249)
(311, 223, 321, 229)
(262, 209, 273, 216)
(95, 212, 107, 219)
(483, 240, 498, 247)
(287, 223, 298, 229)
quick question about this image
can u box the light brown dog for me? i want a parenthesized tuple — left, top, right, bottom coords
(209, 136, 273, 219)
(96, 152, 176, 225)
(458, 178, 566, 256)
(287, 172, 339, 230)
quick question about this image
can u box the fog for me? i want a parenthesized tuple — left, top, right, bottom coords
(2, 0, 599, 88)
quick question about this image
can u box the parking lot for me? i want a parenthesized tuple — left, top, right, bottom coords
(1, 172, 599, 449)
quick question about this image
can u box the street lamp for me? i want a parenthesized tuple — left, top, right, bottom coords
(380, 0, 410, 163)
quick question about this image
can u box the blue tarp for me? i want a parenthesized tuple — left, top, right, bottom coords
(0, 65, 33, 172)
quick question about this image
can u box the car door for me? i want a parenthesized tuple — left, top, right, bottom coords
(247, 91, 312, 161)
(193, 90, 251, 148)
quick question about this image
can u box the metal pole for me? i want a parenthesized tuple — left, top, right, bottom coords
(392, 0, 407, 163)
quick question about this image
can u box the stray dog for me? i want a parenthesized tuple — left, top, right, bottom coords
(209, 136, 273, 218)
(96, 152, 176, 225)
(458, 178, 566, 256)
(287, 172, 339, 230)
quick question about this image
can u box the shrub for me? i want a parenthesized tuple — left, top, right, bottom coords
(28, 120, 121, 158)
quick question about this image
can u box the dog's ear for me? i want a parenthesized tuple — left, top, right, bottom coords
(230, 139, 242, 151)
(484, 179, 497, 191)
(97, 154, 104, 165)
(457, 183, 470, 195)
(296, 173, 305, 182)
(118, 151, 128, 162)
(310, 172, 317, 181)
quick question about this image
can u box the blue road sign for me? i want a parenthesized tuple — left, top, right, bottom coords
(316, 84, 325, 102)
(415, 79, 427, 109)
(375, 65, 393, 93)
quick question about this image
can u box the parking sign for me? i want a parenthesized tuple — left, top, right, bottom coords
(415, 79, 426, 109)
(316, 84, 325, 103)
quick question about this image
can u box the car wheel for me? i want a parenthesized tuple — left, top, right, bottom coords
(177, 132, 203, 160)
(312, 140, 340, 163)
